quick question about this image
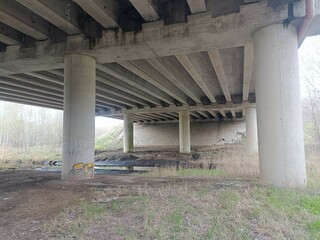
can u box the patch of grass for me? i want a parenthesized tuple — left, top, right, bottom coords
(308, 220, 320, 239)
(301, 196, 320, 215)
(82, 202, 107, 218)
(95, 125, 123, 150)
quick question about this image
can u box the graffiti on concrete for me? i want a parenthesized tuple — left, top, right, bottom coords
(69, 162, 94, 177)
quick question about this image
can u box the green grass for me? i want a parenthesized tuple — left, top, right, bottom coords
(82, 202, 107, 218)
(95, 125, 123, 150)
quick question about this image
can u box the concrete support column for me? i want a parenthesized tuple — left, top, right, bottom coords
(253, 24, 306, 187)
(62, 54, 96, 180)
(123, 113, 134, 153)
(179, 110, 190, 154)
(245, 107, 258, 154)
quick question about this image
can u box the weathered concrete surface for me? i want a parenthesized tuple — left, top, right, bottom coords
(245, 107, 258, 154)
(179, 111, 191, 154)
(134, 121, 245, 147)
(123, 113, 134, 153)
(254, 24, 306, 187)
(62, 54, 96, 180)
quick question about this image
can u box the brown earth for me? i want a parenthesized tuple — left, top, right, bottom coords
(0, 170, 218, 240)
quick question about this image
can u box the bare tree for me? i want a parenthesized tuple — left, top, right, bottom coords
(300, 36, 320, 146)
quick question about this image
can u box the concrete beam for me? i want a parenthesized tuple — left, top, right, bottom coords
(242, 42, 254, 101)
(24, 72, 64, 85)
(207, 110, 217, 118)
(0, 76, 63, 96)
(96, 96, 128, 109)
(230, 109, 237, 118)
(186, 0, 207, 14)
(208, 49, 231, 102)
(96, 83, 148, 106)
(0, 82, 62, 101)
(0, 1, 52, 40)
(129, 0, 159, 22)
(97, 64, 174, 105)
(0, 97, 63, 110)
(0, 23, 23, 45)
(176, 54, 216, 103)
(101, 102, 255, 116)
(219, 110, 227, 118)
(197, 111, 210, 118)
(146, 58, 202, 103)
(96, 74, 161, 106)
(16, 0, 81, 34)
(119, 61, 187, 104)
(73, 0, 119, 29)
(0, 94, 62, 109)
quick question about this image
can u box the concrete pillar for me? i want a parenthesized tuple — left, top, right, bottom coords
(253, 24, 306, 187)
(62, 54, 96, 180)
(123, 113, 134, 153)
(245, 107, 258, 154)
(179, 110, 190, 154)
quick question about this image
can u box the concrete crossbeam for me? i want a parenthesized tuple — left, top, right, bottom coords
(0, 1, 311, 74)
(129, 0, 159, 22)
(16, 0, 81, 34)
(99, 102, 255, 116)
(73, 0, 119, 29)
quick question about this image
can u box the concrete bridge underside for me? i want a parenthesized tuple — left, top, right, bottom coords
(0, 0, 319, 186)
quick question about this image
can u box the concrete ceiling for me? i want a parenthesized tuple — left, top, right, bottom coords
(0, 0, 318, 123)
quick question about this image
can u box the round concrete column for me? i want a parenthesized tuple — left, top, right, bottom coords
(179, 110, 190, 154)
(123, 113, 134, 153)
(62, 54, 96, 180)
(253, 24, 306, 187)
(245, 107, 258, 154)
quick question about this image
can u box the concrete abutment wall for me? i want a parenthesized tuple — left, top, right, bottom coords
(133, 121, 246, 147)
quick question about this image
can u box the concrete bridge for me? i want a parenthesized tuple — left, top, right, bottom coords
(0, 0, 319, 187)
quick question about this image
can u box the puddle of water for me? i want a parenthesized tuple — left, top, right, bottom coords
(31, 165, 154, 175)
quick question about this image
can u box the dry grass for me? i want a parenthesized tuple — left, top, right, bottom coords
(33, 144, 320, 239)
(4, 144, 320, 239)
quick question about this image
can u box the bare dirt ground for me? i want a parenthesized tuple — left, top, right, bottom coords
(0, 170, 216, 239)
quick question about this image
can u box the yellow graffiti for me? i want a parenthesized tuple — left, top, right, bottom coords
(69, 162, 94, 176)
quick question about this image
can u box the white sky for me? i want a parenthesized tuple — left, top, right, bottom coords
(298, 35, 320, 97)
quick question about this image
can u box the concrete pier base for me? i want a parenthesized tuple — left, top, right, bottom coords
(245, 107, 258, 154)
(61, 54, 96, 180)
(254, 24, 306, 187)
(179, 110, 190, 154)
(124, 113, 134, 153)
